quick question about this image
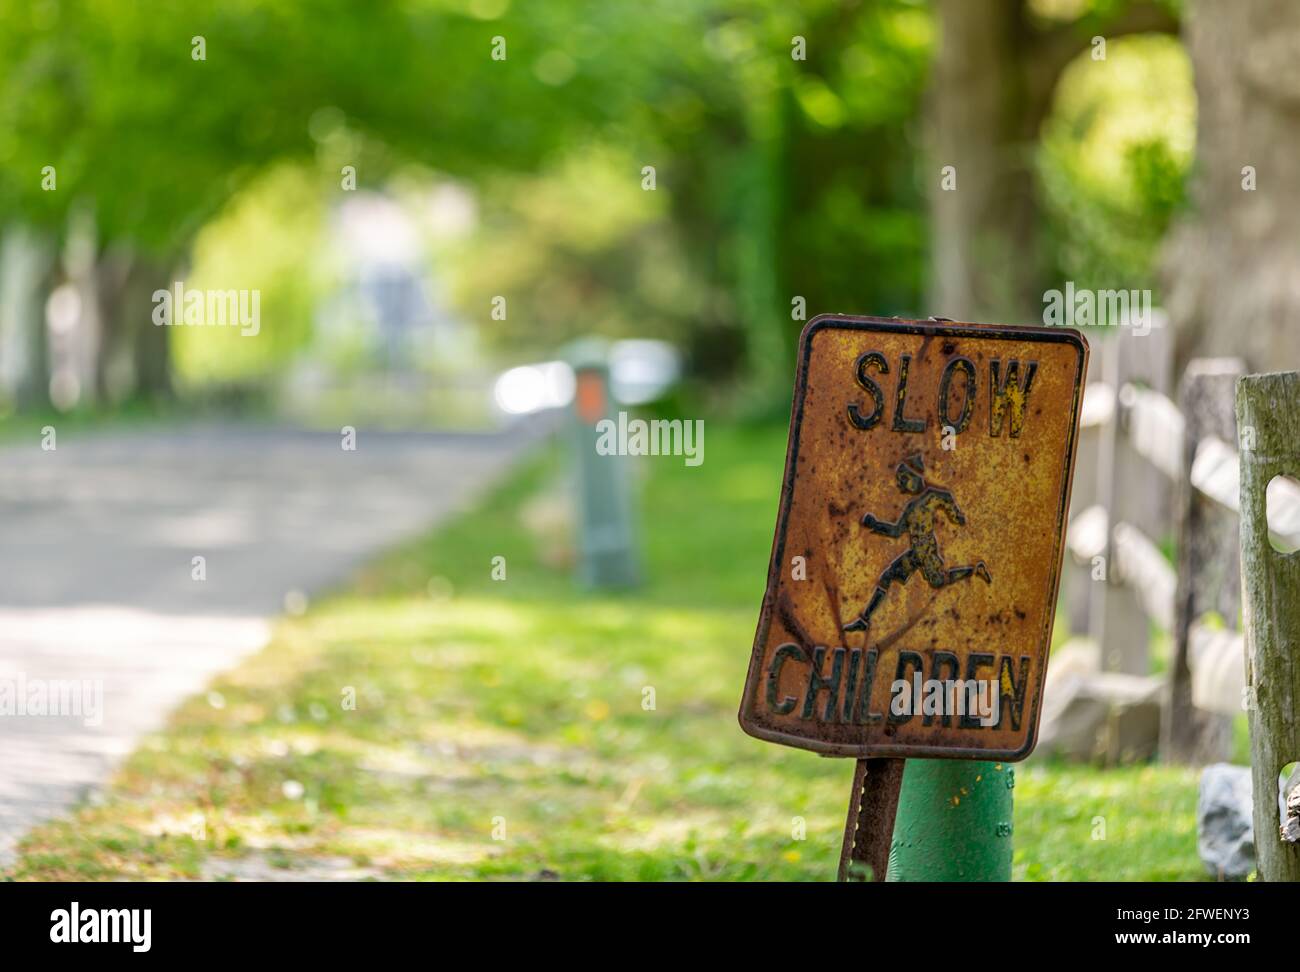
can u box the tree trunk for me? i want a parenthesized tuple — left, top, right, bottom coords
(90, 247, 175, 403)
(59, 205, 103, 410)
(930, 1, 1179, 325)
(1163, 0, 1300, 373)
(736, 99, 787, 410)
(93, 243, 137, 404)
(928, 0, 1045, 323)
(127, 257, 174, 401)
(0, 225, 55, 409)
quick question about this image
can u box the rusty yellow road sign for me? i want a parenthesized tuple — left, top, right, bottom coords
(739, 316, 1088, 761)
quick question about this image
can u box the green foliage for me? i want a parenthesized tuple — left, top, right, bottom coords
(1038, 33, 1194, 291)
(0, 0, 1196, 405)
(0, 0, 941, 398)
(438, 144, 695, 357)
(172, 164, 327, 385)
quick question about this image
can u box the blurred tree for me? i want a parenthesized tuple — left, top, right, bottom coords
(172, 165, 327, 388)
(927, 0, 1178, 322)
(1163, 0, 1300, 371)
(644, 0, 931, 405)
(1038, 34, 1193, 292)
(0, 0, 1214, 415)
(0, 0, 666, 406)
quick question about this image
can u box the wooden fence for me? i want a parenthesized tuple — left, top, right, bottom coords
(1237, 371, 1300, 880)
(1061, 321, 1300, 764)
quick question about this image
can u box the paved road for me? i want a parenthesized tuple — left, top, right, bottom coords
(0, 421, 544, 864)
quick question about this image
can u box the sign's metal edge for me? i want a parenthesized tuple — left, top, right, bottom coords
(737, 314, 1090, 761)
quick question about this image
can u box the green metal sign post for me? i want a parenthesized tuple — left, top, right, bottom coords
(887, 759, 1014, 880)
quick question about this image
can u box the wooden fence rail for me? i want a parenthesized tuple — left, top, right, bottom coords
(1061, 325, 1300, 763)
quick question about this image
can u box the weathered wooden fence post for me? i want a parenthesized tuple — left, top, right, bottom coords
(1237, 370, 1300, 881)
(1091, 324, 1173, 674)
(1164, 358, 1244, 764)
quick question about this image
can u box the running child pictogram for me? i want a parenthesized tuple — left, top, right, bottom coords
(842, 453, 991, 633)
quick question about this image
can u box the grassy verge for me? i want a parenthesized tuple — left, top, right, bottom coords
(6, 423, 1206, 881)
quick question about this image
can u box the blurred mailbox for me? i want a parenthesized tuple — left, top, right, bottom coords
(567, 340, 640, 589)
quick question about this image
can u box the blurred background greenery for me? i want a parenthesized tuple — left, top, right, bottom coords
(0, 0, 1221, 428)
(12, 0, 1300, 882)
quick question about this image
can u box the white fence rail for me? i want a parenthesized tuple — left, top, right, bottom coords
(1060, 327, 1300, 762)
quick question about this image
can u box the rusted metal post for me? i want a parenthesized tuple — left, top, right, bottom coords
(1237, 371, 1300, 881)
(887, 759, 1013, 881)
(838, 757, 905, 881)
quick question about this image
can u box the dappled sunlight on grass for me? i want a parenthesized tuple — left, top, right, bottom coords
(7, 424, 1203, 881)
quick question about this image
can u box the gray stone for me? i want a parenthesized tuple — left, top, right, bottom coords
(1197, 763, 1255, 881)
(1033, 666, 1163, 765)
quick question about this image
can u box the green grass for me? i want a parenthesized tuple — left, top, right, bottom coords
(5, 423, 1207, 881)
(0, 397, 264, 443)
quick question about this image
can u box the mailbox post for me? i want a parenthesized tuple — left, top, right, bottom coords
(888, 759, 1013, 880)
(567, 339, 640, 589)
